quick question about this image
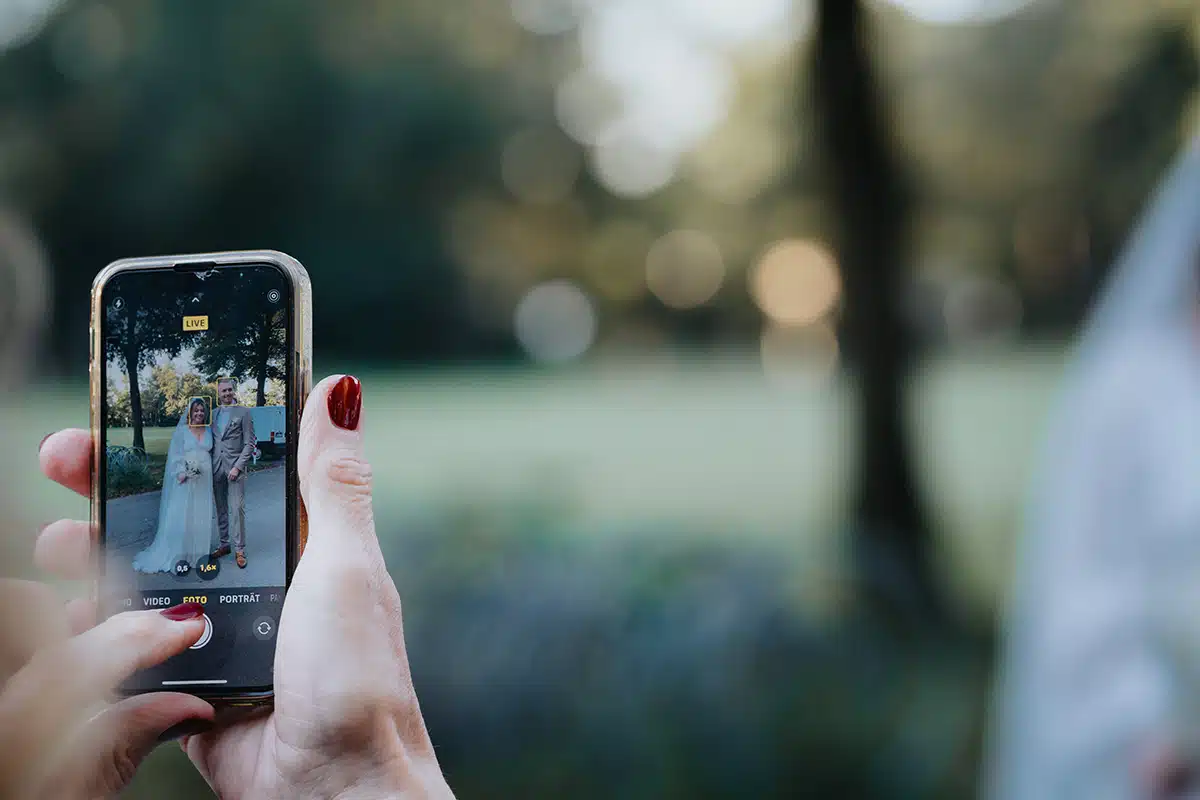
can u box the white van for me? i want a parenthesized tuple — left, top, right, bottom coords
(249, 405, 287, 458)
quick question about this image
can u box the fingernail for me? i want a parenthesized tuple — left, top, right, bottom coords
(38, 433, 51, 454)
(328, 375, 362, 431)
(159, 601, 205, 621)
(157, 718, 213, 743)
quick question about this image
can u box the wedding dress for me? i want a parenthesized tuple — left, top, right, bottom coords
(985, 138, 1200, 798)
(132, 412, 218, 573)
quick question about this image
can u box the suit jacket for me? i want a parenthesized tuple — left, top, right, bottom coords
(212, 405, 255, 477)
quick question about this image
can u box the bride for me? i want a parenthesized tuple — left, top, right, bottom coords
(132, 398, 217, 574)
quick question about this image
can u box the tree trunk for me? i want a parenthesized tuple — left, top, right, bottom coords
(811, 0, 945, 624)
(255, 311, 270, 406)
(125, 346, 144, 451)
(119, 298, 146, 451)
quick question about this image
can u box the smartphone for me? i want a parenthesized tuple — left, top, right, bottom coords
(90, 250, 311, 706)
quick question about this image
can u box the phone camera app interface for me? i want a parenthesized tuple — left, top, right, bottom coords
(102, 265, 290, 692)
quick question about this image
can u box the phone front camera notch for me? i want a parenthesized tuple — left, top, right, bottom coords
(172, 260, 218, 274)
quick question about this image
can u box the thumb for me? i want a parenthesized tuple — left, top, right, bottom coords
(294, 374, 405, 642)
(298, 375, 379, 564)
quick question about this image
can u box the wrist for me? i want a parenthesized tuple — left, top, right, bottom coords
(315, 764, 411, 800)
(329, 774, 453, 800)
(302, 752, 452, 800)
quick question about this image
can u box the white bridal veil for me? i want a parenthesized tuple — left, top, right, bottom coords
(156, 410, 197, 542)
(132, 409, 216, 573)
(986, 137, 1200, 798)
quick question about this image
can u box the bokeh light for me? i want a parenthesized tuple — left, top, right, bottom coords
(750, 239, 842, 326)
(645, 230, 725, 309)
(555, 69, 623, 146)
(590, 135, 677, 198)
(579, 3, 735, 154)
(514, 279, 597, 362)
(559, 0, 788, 200)
(666, 0, 810, 48)
(877, 0, 1042, 25)
(502, 127, 582, 205)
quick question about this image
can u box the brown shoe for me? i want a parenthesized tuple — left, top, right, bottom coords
(211, 545, 231, 559)
(236, 551, 247, 569)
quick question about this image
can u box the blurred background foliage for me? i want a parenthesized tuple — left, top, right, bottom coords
(1, 0, 1198, 797)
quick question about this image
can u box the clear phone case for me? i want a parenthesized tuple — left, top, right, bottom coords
(89, 249, 312, 707)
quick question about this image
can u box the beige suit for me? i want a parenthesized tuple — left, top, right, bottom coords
(212, 405, 255, 551)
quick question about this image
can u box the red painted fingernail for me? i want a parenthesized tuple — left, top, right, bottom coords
(38, 433, 52, 454)
(328, 375, 362, 431)
(160, 602, 205, 621)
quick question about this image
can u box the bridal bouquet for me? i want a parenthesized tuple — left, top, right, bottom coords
(182, 459, 202, 481)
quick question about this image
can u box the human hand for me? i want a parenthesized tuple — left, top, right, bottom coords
(36, 375, 454, 799)
(228, 467, 241, 482)
(0, 582, 212, 799)
(177, 473, 187, 484)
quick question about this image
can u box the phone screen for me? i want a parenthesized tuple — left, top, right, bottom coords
(99, 263, 294, 695)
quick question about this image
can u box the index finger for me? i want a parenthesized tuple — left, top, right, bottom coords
(0, 607, 208, 792)
(67, 608, 207, 691)
(38, 429, 92, 498)
(9, 608, 206, 729)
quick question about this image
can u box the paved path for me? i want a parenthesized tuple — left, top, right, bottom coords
(105, 465, 286, 591)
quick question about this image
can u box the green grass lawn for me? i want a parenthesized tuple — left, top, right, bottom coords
(3, 353, 1070, 800)
(103, 427, 281, 498)
(106, 426, 177, 454)
(4, 349, 1067, 617)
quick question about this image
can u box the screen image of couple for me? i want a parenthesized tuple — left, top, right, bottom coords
(103, 280, 288, 593)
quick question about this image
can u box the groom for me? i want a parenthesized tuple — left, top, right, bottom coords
(211, 378, 255, 569)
